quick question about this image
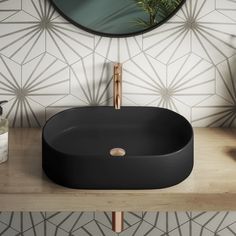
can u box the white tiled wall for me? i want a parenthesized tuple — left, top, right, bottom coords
(0, 0, 236, 127)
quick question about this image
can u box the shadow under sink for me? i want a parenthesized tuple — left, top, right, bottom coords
(42, 106, 193, 189)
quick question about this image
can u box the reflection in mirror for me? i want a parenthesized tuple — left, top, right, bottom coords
(51, 0, 185, 37)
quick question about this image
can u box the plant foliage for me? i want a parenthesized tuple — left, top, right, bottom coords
(134, 0, 182, 27)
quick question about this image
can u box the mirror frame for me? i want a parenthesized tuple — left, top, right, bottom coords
(50, 0, 186, 38)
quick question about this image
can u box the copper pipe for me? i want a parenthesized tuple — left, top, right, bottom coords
(112, 211, 124, 233)
(113, 63, 122, 109)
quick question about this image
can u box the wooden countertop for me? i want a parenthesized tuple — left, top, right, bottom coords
(0, 128, 236, 211)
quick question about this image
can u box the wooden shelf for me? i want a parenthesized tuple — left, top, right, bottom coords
(0, 128, 236, 211)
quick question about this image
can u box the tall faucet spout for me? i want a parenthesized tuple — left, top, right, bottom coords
(113, 63, 122, 109)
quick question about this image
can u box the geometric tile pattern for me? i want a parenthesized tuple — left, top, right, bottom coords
(123, 52, 215, 121)
(0, 52, 69, 127)
(94, 36, 143, 63)
(192, 54, 236, 127)
(0, 0, 93, 65)
(0, 1, 236, 235)
(0, 212, 236, 235)
(70, 53, 113, 106)
(143, 0, 236, 65)
(0, 0, 21, 22)
(0, 0, 236, 127)
(0, 212, 45, 234)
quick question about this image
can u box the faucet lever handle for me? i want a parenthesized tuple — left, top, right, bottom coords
(115, 94, 121, 109)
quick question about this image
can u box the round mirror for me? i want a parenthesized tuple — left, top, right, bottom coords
(51, 0, 186, 37)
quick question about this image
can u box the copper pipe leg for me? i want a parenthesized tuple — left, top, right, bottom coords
(112, 211, 124, 233)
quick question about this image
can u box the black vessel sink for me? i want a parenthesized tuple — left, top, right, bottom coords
(42, 107, 193, 189)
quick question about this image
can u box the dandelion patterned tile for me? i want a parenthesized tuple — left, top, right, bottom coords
(0, 0, 236, 234)
(0, 0, 21, 11)
(192, 212, 236, 234)
(143, 0, 236, 65)
(71, 53, 113, 106)
(23, 220, 69, 236)
(0, 52, 69, 127)
(218, 222, 236, 236)
(0, 212, 45, 233)
(167, 53, 215, 106)
(94, 36, 142, 63)
(22, 52, 69, 107)
(143, 212, 191, 233)
(0, 54, 21, 99)
(0, 0, 21, 21)
(192, 95, 235, 127)
(119, 221, 164, 236)
(216, 0, 236, 22)
(143, 14, 192, 65)
(191, 212, 206, 219)
(72, 220, 117, 236)
(216, 54, 236, 105)
(168, 221, 214, 236)
(192, 54, 236, 127)
(46, 95, 82, 120)
(0, 10, 46, 64)
(0, 0, 94, 65)
(46, 212, 94, 233)
(45, 212, 60, 220)
(123, 52, 167, 106)
(0, 221, 18, 236)
(123, 52, 214, 121)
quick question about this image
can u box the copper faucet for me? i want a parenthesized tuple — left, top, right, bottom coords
(111, 64, 124, 233)
(113, 63, 122, 109)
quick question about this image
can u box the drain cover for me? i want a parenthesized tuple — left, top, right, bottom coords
(110, 148, 126, 157)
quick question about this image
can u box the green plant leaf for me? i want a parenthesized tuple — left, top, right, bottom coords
(133, 0, 182, 27)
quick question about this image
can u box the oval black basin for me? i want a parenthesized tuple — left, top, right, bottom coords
(42, 107, 193, 189)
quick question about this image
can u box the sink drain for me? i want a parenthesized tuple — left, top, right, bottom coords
(110, 148, 126, 157)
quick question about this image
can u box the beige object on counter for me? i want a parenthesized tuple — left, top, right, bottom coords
(0, 128, 236, 211)
(0, 118, 8, 164)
